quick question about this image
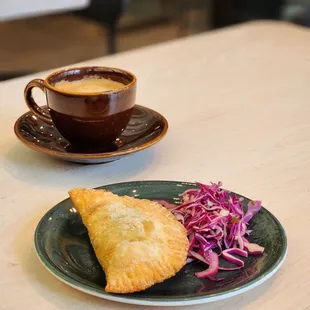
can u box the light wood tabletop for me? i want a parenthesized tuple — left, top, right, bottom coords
(0, 21, 309, 309)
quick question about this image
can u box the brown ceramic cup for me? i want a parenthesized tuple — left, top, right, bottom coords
(24, 66, 137, 147)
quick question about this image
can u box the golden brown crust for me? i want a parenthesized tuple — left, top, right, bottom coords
(69, 188, 189, 294)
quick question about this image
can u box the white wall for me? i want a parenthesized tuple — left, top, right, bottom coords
(0, 0, 90, 21)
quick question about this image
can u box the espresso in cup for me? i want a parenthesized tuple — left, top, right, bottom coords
(54, 76, 125, 94)
(24, 66, 137, 147)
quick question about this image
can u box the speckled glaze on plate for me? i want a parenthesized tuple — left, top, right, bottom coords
(34, 181, 287, 306)
(14, 105, 168, 164)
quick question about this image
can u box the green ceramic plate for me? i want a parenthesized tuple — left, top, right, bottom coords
(34, 181, 287, 306)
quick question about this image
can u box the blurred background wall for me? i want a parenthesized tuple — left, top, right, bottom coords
(1, 0, 310, 81)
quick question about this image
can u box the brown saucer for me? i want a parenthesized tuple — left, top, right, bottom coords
(14, 105, 168, 164)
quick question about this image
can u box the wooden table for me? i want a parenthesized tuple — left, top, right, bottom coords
(0, 21, 309, 310)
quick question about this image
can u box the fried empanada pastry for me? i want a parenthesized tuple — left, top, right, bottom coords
(69, 188, 189, 294)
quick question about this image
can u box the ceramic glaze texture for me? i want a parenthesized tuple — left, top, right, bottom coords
(14, 105, 168, 164)
(35, 181, 287, 306)
(25, 67, 137, 146)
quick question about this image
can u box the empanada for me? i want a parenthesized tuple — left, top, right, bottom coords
(68, 188, 189, 294)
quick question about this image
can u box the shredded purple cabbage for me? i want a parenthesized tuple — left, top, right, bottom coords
(159, 181, 264, 280)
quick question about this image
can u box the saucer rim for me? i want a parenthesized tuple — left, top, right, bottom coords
(14, 105, 168, 159)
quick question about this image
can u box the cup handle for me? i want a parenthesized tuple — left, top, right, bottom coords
(24, 79, 53, 124)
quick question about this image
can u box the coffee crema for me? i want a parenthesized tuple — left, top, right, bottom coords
(54, 76, 125, 94)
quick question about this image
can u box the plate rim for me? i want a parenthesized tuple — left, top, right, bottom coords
(34, 180, 288, 306)
(14, 105, 168, 159)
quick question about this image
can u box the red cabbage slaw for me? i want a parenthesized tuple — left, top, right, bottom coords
(158, 182, 264, 280)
